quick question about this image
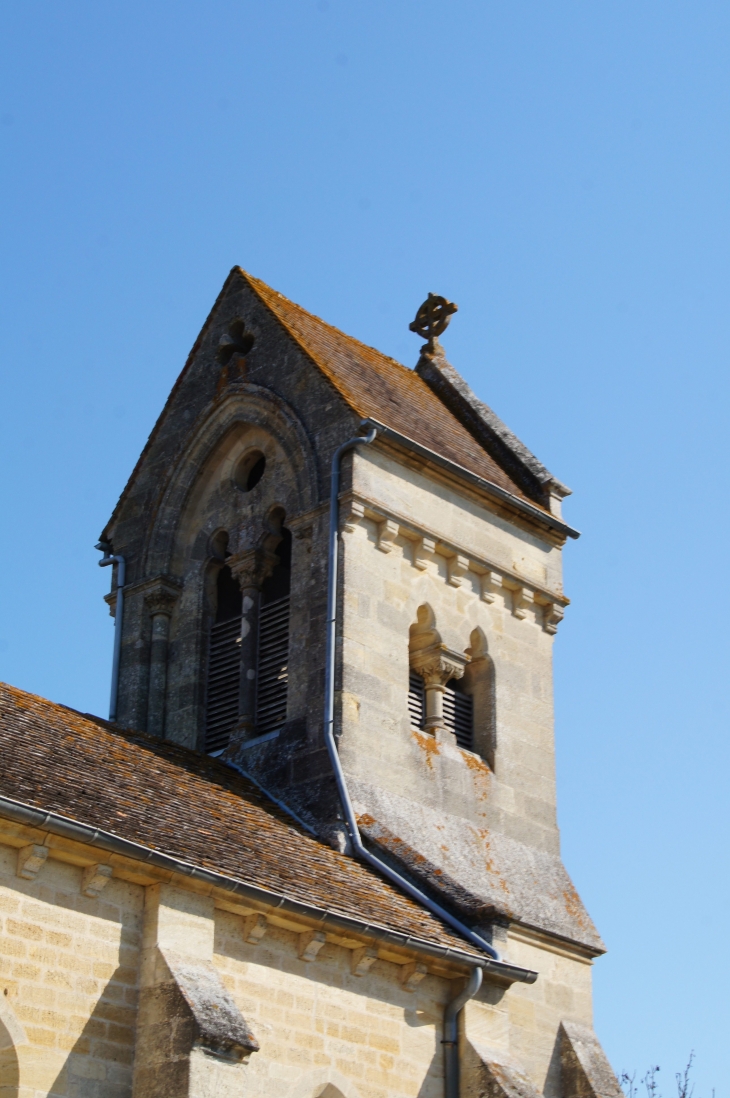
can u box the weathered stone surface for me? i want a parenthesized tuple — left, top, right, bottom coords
(354, 784, 603, 950)
(560, 1021, 623, 1098)
(415, 341, 560, 506)
(464, 1041, 544, 1098)
(162, 948, 259, 1059)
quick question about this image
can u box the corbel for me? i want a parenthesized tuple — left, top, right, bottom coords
(242, 913, 268, 945)
(540, 601, 564, 635)
(298, 930, 327, 962)
(17, 844, 48, 881)
(447, 554, 470, 587)
(480, 570, 503, 604)
(350, 946, 378, 977)
(376, 518, 400, 554)
(81, 863, 113, 898)
(341, 499, 365, 534)
(511, 586, 535, 620)
(413, 536, 436, 570)
(399, 961, 427, 991)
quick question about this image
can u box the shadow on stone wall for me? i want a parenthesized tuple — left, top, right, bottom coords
(0, 1017, 19, 1098)
(48, 964, 135, 1098)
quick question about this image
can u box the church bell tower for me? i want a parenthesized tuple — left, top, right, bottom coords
(99, 268, 618, 1093)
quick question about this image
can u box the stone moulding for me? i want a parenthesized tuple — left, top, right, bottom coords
(138, 385, 320, 579)
(338, 490, 569, 634)
(358, 415, 578, 540)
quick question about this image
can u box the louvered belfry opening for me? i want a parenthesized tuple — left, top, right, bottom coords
(205, 560, 243, 754)
(408, 670, 473, 750)
(443, 678, 474, 750)
(408, 671, 425, 730)
(255, 528, 291, 736)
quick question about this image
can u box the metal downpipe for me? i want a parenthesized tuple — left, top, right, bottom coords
(322, 425, 501, 963)
(97, 543, 126, 722)
(443, 967, 483, 1098)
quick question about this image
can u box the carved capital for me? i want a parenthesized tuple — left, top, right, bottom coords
(144, 585, 180, 618)
(410, 643, 468, 686)
(229, 548, 278, 591)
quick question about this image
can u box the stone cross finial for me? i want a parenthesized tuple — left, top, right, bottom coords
(409, 293, 458, 353)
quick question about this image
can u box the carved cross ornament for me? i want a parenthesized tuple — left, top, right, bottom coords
(216, 318, 255, 365)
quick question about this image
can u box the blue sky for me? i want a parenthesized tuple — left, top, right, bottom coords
(1, 2, 728, 1090)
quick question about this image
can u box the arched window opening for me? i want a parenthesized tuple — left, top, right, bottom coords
(205, 522, 292, 754)
(205, 540, 243, 754)
(408, 672, 474, 750)
(407, 607, 487, 759)
(255, 527, 291, 737)
(233, 449, 266, 492)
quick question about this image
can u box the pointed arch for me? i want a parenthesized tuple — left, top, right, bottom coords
(144, 384, 319, 577)
(286, 1067, 362, 1098)
(463, 626, 497, 768)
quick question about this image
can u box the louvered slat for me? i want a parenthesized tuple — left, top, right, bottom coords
(205, 618, 240, 754)
(408, 671, 425, 730)
(255, 595, 289, 736)
(443, 683, 474, 750)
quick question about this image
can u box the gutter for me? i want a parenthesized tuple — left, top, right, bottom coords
(0, 791, 536, 983)
(323, 426, 537, 978)
(360, 418, 580, 541)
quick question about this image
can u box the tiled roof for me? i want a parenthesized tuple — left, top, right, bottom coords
(242, 271, 539, 506)
(0, 683, 480, 957)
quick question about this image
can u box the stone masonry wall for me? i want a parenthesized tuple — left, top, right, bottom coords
(0, 830, 603, 1098)
(0, 843, 142, 1097)
(334, 444, 600, 950)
